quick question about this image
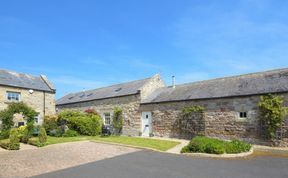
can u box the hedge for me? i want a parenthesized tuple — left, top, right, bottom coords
(181, 136, 251, 154)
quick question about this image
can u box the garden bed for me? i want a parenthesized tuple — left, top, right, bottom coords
(181, 136, 252, 156)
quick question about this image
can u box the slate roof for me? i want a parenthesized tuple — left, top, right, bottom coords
(142, 68, 288, 104)
(56, 77, 151, 105)
(0, 69, 55, 92)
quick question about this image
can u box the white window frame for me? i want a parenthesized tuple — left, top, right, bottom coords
(103, 113, 111, 125)
(239, 111, 248, 119)
(6, 91, 21, 102)
(34, 113, 40, 124)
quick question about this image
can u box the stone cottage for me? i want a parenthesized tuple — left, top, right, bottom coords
(57, 68, 288, 144)
(0, 69, 56, 127)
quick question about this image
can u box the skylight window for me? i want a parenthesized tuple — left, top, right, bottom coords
(115, 88, 122, 92)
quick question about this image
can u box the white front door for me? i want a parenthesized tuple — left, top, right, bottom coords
(141, 112, 152, 137)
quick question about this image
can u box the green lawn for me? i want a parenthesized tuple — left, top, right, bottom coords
(30, 136, 180, 151)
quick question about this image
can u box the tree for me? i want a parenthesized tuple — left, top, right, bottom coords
(258, 94, 288, 140)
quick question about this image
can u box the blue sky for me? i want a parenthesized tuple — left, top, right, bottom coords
(0, 0, 288, 98)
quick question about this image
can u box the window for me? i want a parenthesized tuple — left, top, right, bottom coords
(7, 92, 21, 102)
(34, 114, 40, 124)
(104, 113, 111, 125)
(239, 112, 247, 119)
(18, 122, 24, 127)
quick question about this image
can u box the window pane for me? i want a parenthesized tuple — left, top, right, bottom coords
(7, 92, 20, 101)
(104, 113, 111, 125)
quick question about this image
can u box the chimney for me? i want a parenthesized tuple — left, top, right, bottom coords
(172, 76, 176, 88)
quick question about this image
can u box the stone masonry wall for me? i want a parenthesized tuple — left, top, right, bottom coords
(57, 94, 142, 136)
(140, 74, 165, 101)
(140, 93, 288, 144)
(0, 85, 56, 125)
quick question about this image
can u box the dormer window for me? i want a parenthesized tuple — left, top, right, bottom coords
(7, 91, 21, 102)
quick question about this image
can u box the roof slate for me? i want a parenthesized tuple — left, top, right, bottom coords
(56, 77, 151, 105)
(142, 68, 288, 104)
(0, 69, 55, 92)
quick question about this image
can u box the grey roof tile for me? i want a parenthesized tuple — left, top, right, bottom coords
(0, 69, 55, 92)
(142, 68, 288, 103)
(56, 77, 151, 105)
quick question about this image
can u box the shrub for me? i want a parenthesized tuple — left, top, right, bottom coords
(38, 127, 47, 146)
(28, 137, 44, 147)
(0, 129, 10, 140)
(0, 139, 10, 149)
(225, 140, 251, 154)
(258, 94, 288, 140)
(49, 128, 63, 137)
(43, 115, 58, 135)
(8, 128, 20, 150)
(20, 128, 30, 143)
(84, 108, 99, 116)
(26, 121, 35, 136)
(58, 110, 102, 136)
(63, 129, 78, 137)
(181, 136, 251, 154)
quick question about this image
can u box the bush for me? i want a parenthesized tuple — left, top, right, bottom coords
(63, 129, 78, 137)
(0, 139, 10, 149)
(258, 94, 288, 140)
(38, 127, 47, 146)
(8, 128, 20, 150)
(0, 129, 10, 140)
(20, 128, 30, 143)
(58, 110, 102, 136)
(181, 136, 251, 154)
(28, 137, 44, 147)
(43, 115, 59, 135)
(49, 128, 63, 137)
(225, 140, 251, 154)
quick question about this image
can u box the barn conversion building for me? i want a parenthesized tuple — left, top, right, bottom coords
(57, 68, 288, 144)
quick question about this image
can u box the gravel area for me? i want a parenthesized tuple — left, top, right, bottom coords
(0, 141, 139, 178)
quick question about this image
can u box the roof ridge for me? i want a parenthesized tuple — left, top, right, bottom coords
(174, 67, 288, 88)
(65, 76, 153, 96)
(0, 68, 39, 79)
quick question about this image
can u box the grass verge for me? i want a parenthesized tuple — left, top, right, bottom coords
(29, 136, 180, 151)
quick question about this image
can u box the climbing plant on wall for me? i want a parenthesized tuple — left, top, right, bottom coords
(172, 106, 205, 139)
(182, 106, 204, 117)
(0, 102, 37, 131)
(112, 107, 124, 135)
(258, 94, 288, 140)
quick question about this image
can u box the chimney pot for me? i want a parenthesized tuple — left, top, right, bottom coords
(172, 76, 176, 88)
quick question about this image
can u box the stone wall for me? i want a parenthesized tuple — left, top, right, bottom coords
(140, 93, 288, 144)
(57, 94, 142, 136)
(140, 74, 165, 101)
(0, 85, 56, 125)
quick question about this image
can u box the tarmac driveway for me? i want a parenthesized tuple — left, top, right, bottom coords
(33, 150, 288, 178)
(0, 141, 139, 178)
